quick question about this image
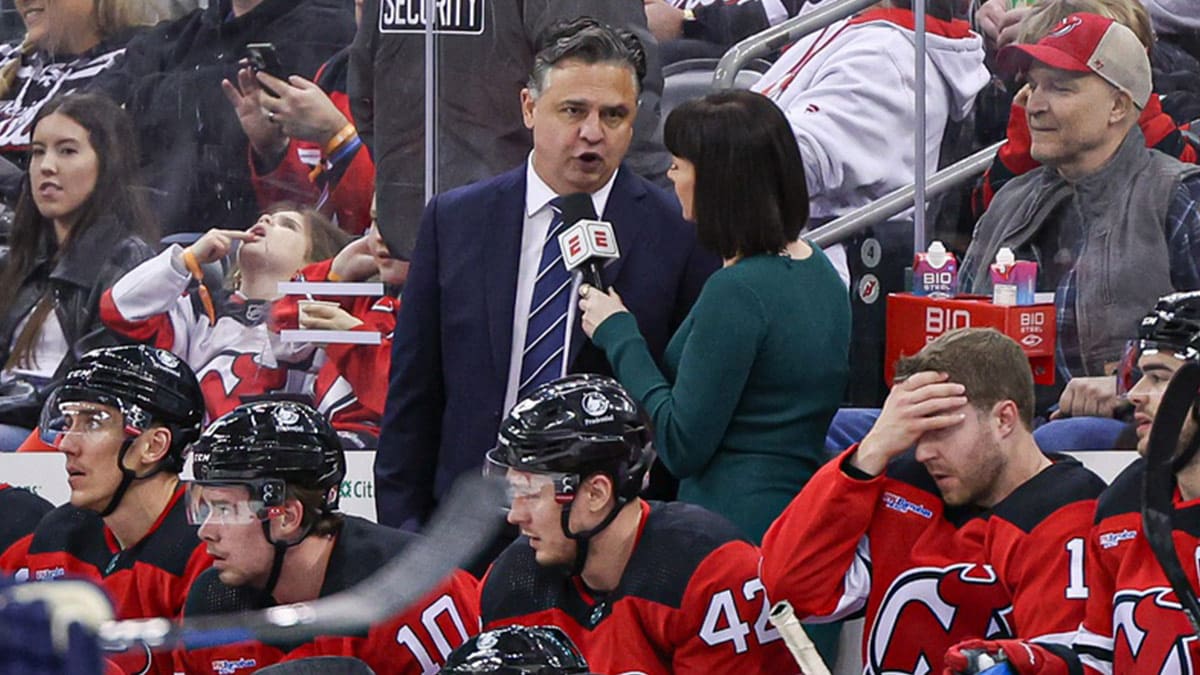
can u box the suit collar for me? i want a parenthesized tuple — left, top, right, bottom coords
(485, 167, 528, 388)
(524, 155, 621, 219)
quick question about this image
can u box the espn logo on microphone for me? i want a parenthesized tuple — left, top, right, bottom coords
(558, 219, 620, 271)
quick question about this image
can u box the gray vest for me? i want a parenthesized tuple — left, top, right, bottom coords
(962, 127, 1200, 375)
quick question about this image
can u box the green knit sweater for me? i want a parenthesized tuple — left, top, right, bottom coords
(592, 249, 851, 542)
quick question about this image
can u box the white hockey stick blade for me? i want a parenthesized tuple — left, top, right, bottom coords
(98, 473, 507, 651)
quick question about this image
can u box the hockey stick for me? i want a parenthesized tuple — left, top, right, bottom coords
(768, 600, 832, 675)
(1141, 360, 1200, 637)
(97, 473, 507, 651)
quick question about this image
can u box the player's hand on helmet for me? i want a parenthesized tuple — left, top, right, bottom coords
(1051, 375, 1123, 419)
(579, 284, 629, 339)
(853, 371, 967, 475)
(184, 229, 260, 266)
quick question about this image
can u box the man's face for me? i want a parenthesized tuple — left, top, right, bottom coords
(914, 403, 1009, 508)
(522, 59, 638, 196)
(1127, 351, 1197, 455)
(1024, 63, 1125, 179)
(55, 401, 130, 513)
(193, 485, 277, 588)
(504, 470, 578, 568)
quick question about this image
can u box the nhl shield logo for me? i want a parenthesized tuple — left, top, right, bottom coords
(582, 392, 610, 417)
(155, 349, 180, 368)
(273, 406, 301, 427)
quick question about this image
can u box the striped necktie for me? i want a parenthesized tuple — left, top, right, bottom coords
(518, 198, 572, 399)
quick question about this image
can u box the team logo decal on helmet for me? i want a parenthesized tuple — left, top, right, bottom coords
(582, 392, 610, 417)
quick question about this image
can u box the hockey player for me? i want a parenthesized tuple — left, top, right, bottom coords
(761, 328, 1106, 674)
(946, 292, 1200, 674)
(479, 374, 792, 674)
(0, 344, 212, 674)
(439, 625, 594, 674)
(175, 400, 480, 674)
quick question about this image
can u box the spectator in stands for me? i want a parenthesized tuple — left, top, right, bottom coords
(643, 0, 803, 62)
(578, 87, 850, 665)
(972, 0, 1198, 216)
(270, 199, 403, 449)
(480, 375, 792, 673)
(0, 93, 156, 450)
(349, 1, 669, 262)
(762, 328, 1104, 674)
(176, 400, 480, 673)
(375, 18, 716, 531)
(0, 0, 155, 201)
(99, 203, 349, 424)
(974, 0, 1035, 55)
(0, 345, 212, 674)
(92, 0, 355, 235)
(961, 14, 1200, 391)
(1144, 0, 1200, 125)
(751, 0, 989, 285)
(225, 0, 374, 235)
(0, 483, 51, 553)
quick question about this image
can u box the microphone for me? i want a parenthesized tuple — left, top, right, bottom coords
(555, 193, 620, 291)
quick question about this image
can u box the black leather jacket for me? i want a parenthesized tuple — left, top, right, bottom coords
(0, 217, 155, 384)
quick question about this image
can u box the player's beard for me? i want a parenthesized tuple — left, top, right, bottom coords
(942, 435, 1008, 508)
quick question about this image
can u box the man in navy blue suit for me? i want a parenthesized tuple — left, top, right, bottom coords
(375, 18, 717, 530)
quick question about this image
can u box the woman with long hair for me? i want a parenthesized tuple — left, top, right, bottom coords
(0, 92, 157, 448)
(0, 0, 155, 195)
(100, 202, 351, 423)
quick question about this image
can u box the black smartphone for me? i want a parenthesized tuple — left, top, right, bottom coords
(244, 42, 287, 80)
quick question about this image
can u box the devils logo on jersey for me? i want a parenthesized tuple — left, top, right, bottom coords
(867, 563, 1012, 674)
(1113, 588, 1199, 673)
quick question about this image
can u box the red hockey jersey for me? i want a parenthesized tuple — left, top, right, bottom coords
(761, 447, 1104, 674)
(100, 247, 319, 421)
(269, 258, 397, 442)
(480, 500, 794, 675)
(1070, 458, 1200, 674)
(0, 487, 213, 673)
(172, 516, 480, 674)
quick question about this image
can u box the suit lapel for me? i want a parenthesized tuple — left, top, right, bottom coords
(485, 169, 528, 388)
(567, 167, 647, 367)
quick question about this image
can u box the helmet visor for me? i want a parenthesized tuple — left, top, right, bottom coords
(1118, 339, 1192, 398)
(185, 482, 275, 526)
(483, 452, 577, 507)
(39, 394, 140, 449)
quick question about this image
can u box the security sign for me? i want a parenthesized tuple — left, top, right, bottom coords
(380, 0, 486, 34)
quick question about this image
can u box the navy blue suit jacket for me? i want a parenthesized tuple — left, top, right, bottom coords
(375, 165, 717, 529)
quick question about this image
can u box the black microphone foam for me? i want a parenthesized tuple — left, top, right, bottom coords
(559, 192, 596, 226)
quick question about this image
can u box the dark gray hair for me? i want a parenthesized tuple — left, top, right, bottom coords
(527, 17, 646, 98)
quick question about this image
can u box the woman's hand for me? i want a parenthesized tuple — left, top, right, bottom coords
(222, 68, 289, 164)
(578, 284, 629, 338)
(254, 72, 350, 146)
(185, 229, 259, 265)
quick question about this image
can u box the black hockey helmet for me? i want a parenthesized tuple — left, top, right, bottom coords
(43, 345, 204, 471)
(438, 626, 593, 675)
(1119, 292, 1200, 395)
(486, 374, 654, 502)
(190, 400, 345, 515)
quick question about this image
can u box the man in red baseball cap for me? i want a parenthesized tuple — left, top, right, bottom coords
(961, 12, 1200, 424)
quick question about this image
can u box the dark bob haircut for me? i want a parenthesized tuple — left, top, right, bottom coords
(664, 90, 809, 260)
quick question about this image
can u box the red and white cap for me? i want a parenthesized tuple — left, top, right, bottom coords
(998, 12, 1151, 109)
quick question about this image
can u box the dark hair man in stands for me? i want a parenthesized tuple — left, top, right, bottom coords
(480, 375, 791, 673)
(175, 400, 480, 673)
(962, 14, 1200, 404)
(762, 328, 1105, 674)
(0, 345, 211, 674)
(374, 18, 716, 531)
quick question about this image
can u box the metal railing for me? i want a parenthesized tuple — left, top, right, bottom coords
(712, 0, 877, 90)
(809, 141, 1002, 248)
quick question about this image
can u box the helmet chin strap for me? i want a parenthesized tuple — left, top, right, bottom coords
(97, 437, 170, 518)
(258, 518, 314, 604)
(558, 495, 630, 577)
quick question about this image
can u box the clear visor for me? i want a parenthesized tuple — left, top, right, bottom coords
(1117, 339, 1192, 398)
(39, 396, 138, 449)
(185, 482, 273, 526)
(482, 453, 577, 506)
